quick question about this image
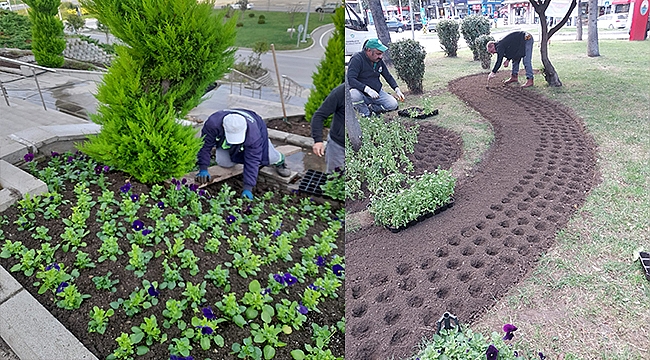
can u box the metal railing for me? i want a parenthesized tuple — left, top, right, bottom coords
(0, 56, 56, 110)
(281, 75, 306, 102)
(224, 68, 264, 99)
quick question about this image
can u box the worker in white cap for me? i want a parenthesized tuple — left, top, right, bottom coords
(195, 109, 291, 199)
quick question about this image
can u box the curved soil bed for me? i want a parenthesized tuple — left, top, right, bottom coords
(346, 122, 463, 214)
(345, 73, 599, 359)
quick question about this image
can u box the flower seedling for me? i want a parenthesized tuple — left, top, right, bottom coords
(178, 249, 200, 276)
(250, 322, 286, 359)
(241, 280, 274, 322)
(97, 235, 123, 262)
(215, 292, 247, 328)
(130, 315, 168, 355)
(160, 259, 184, 290)
(88, 306, 114, 334)
(204, 265, 230, 292)
(188, 314, 226, 350)
(75, 251, 96, 269)
(126, 244, 153, 277)
(182, 281, 207, 309)
(168, 337, 193, 359)
(56, 283, 91, 310)
(107, 332, 136, 360)
(162, 299, 188, 329)
(33, 263, 75, 294)
(92, 271, 120, 292)
(275, 299, 307, 330)
(231, 337, 262, 359)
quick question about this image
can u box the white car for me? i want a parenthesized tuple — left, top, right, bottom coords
(0, 1, 11, 10)
(315, 2, 339, 13)
(597, 14, 627, 29)
(231, 3, 254, 10)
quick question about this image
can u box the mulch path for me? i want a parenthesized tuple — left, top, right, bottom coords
(345, 73, 599, 359)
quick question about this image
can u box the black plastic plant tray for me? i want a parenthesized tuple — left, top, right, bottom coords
(386, 196, 455, 233)
(397, 107, 439, 119)
(640, 252, 650, 281)
(299, 169, 328, 196)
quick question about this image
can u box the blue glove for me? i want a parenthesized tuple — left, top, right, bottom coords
(242, 189, 253, 200)
(195, 169, 211, 184)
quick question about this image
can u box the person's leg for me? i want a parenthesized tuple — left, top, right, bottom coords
(267, 139, 282, 165)
(215, 149, 236, 167)
(324, 134, 345, 173)
(523, 37, 534, 80)
(349, 88, 371, 116)
(369, 90, 399, 113)
(511, 59, 520, 78)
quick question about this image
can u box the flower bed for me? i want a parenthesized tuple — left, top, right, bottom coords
(397, 107, 439, 120)
(0, 151, 344, 359)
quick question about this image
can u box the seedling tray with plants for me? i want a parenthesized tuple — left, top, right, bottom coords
(397, 107, 439, 120)
(640, 252, 650, 281)
(384, 196, 455, 233)
(0, 151, 345, 360)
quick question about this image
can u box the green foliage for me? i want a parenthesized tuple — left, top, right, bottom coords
(436, 20, 460, 57)
(460, 15, 491, 61)
(415, 327, 527, 360)
(304, 6, 344, 126)
(79, 0, 237, 184)
(0, 10, 32, 49)
(476, 34, 496, 70)
(388, 38, 427, 94)
(64, 13, 85, 33)
(24, 0, 65, 67)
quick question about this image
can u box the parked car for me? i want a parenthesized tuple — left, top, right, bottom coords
(230, 2, 254, 10)
(402, 19, 423, 30)
(315, 2, 339, 13)
(385, 18, 405, 32)
(597, 13, 627, 29)
(426, 18, 441, 32)
(0, 1, 10, 10)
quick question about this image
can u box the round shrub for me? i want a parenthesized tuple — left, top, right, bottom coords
(388, 39, 426, 94)
(461, 15, 491, 61)
(236, 21, 244, 27)
(476, 34, 495, 69)
(257, 18, 265, 24)
(258, 14, 265, 20)
(437, 20, 460, 57)
(248, 12, 255, 17)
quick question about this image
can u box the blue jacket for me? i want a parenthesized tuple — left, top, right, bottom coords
(197, 109, 270, 190)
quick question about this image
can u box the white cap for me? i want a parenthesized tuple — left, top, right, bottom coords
(223, 113, 247, 144)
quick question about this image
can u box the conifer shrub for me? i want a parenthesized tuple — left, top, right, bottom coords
(436, 19, 460, 57)
(0, 10, 32, 49)
(24, 0, 65, 67)
(237, 21, 244, 26)
(79, 0, 237, 184)
(461, 15, 491, 61)
(258, 14, 265, 20)
(388, 39, 426, 94)
(248, 12, 255, 17)
(304, 6, 344, 126)
(476, 34, 495, 69)
(256, 18, 264, 24)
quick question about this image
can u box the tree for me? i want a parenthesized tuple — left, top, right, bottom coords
(23, 0, 66, 67)
(368, 0, 392, 65)
(576, 0, 583, 40)
(287, 3, 304, 39)
(79, 0, 237, 184)
(586, 0, 599, 56)
(304, 6, 345, 125)
(96, 19, 110, 44)
(64, 13, 85, 33)
(529, 0, 577, 87)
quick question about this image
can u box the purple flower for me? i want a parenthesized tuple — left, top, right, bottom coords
(120, 182, 131, 193)
(130, 194, 139, 202)
(539, 352, 546, 360)
(284, 273, 298, 286)
(514, 351, 519, 357)
(297, 303, 308, 315)
(226, 215, 236, 224)
(198, 189, 207, 197)
(181, 178, 187, 185)
(132, 220, 144, 231)
(202, 307, 216, 320)
(503, 323, 517, 340)
(142, 229, 152, 236)
(332, 264, 344, 276)
(261, 288, 271, 295)
(273, 273, 285, 285)
(51, 151, 60, 157)
(66, 156, 74, 163)
(170, 356, 194, 360)
(315, 256, 326, 267)
(175, 182, 182, 191)
(200, 326, 213, 335)
(272, 229, 281, 237)
(486, 344, 499, 360)
(24, 153, 35, 162)
(147, 285, 159, 297)
(56, 282, 69, 293)
(291, 189, 299, 195)
(94, 165, 103, 174)
(189, 184, 199, 192)
(45, 263, 60, 271)
(103, 165, 110, 172)
(157, 201, 165, 209)
(308, 284, 321, 291)
(242, 205, 252, 215)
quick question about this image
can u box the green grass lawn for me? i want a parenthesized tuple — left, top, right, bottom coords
(398, 40, 650, 359)
(228, 10, 334, 50)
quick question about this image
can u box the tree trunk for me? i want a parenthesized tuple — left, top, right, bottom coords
(368, 0, 393, 65)
(576, 0, 583, 40)
(345, 79, 362, 151)
(587, 0, 600, 56)
(531, 0, 576, 87)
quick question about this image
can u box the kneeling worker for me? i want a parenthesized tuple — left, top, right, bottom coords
(311, 83, 345, 173)
(195, 109, 291, 199)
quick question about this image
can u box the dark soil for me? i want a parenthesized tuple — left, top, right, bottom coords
(266, 117, 328, 140)
(346, 121, 463, 214)
(0, 164, 344, 359)
(345, 73, 599, 359)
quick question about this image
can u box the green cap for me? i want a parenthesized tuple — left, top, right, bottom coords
(365, 38, 388, 52)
